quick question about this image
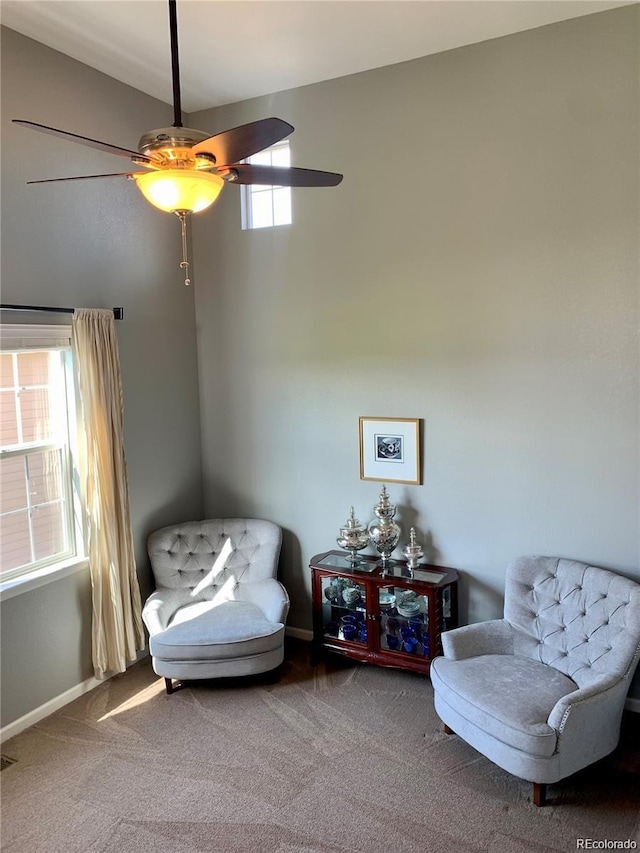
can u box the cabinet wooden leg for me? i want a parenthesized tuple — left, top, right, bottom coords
(532, 782, 547, 807)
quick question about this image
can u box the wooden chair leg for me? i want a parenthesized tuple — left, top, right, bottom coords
(532, 782, 547, 807)
(164, 677, 186, 694)
(443, 724, 454, 735)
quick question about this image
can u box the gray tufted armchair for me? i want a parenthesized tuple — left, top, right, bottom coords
(142, 519, 289, 694)
(431, 556, 640, 805)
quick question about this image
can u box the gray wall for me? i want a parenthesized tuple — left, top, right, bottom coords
(1, 28, 204, 727)
(190, 7, 640, 693)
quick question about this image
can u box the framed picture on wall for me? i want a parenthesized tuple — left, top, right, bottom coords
(359, 417, 422, 484)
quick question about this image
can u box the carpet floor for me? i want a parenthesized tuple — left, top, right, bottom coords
(1, 640, 638, 852)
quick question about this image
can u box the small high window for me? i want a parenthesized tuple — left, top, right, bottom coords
(241, 140, 292, 230)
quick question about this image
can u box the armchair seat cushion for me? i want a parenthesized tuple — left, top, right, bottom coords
(150, 600, 284, 663)
(431, 654, 577, 757)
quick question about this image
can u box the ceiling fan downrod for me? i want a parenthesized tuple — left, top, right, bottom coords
(168, 0, 183, 128)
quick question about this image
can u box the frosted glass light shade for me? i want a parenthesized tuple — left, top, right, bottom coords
(135, 169, 224, 213)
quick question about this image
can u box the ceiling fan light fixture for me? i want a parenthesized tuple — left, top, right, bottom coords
(14, 0, 341, 287)
(134, 169, 224, 213)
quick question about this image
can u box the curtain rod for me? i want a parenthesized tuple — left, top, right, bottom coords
(0, 304, 123, 320)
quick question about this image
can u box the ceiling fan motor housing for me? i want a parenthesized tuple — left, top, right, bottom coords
(138, 126, 215, 167)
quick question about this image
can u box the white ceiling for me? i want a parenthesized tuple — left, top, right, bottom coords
(1, 0, 634, 113)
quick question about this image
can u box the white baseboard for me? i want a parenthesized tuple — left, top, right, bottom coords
(285, 626, 313, 642)
(1, 649, 151, 744)
(2, 634, 310, 743)
(1, 675, 103, 743)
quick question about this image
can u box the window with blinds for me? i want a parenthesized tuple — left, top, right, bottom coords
(0, 325, 81, 582)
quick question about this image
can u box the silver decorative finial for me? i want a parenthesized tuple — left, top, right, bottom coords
(337, 506, 369, 565)
(369, 485, 400, 572)
(402, 526, 424, 576)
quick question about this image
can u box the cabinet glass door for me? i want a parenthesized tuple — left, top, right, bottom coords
(320, 575, 367, 645)
(441, 586, 453, 632)
(378, 584, 430, 658)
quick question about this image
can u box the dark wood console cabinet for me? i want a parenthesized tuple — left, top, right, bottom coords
(310, 550, 459, 675)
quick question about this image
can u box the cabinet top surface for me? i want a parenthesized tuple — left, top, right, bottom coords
(310, 550, 458, 586)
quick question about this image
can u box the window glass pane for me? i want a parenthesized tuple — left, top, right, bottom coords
(0, 456, 27, 514)
(251, 191, 274, 229)
(0, 335, 78, 580)
(271, 146, 290, 168)
(32, 502, 66, 562)
(27, 449, 63, 505)
(0, 391, 19, 446)
(273, 187, 292, 226)
(249, 150, 272, 167)
(1, 354, 14, 389)
(19, 388, 53, 443)
(17, 351, 50, 387)
(0, 511, 31, 574)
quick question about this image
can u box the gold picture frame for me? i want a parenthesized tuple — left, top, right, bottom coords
(359, 417, 422, 485)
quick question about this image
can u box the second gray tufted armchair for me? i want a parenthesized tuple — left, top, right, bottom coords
(143, 518, 289, 693)
(431, 556, 640, 805)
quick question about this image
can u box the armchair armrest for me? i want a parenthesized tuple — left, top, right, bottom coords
(142, 589, 189, 636)
(233, 578, 290, 625)
(547, 674, 623, 732)
(547, 674, 630, 766)
(441, 619, 515, 660)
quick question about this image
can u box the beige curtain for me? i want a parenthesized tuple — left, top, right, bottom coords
(73, 308, 144, 679)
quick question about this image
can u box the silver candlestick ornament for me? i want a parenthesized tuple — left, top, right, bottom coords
(336, 506, 370, 565)
(368, 484, 401, 573)
(402, 527, 424, 577)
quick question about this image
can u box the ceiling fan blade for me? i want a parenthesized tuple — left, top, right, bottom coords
(221, 164, 343, 188)
(12, 120, 153, 163)
(26, 172, 137, 184)
(192, 118, 294, 166)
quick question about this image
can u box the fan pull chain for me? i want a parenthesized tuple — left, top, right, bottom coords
(176, 211, 191, 286)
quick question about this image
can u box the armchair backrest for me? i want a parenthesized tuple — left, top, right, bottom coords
(147, 518, 282, 598)
(505, 556, 640, 688)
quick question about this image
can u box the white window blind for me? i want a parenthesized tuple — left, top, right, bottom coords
(1, 324, 72, 351)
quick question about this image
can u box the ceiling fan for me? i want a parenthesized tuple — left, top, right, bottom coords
(13, 0, 343, 286)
